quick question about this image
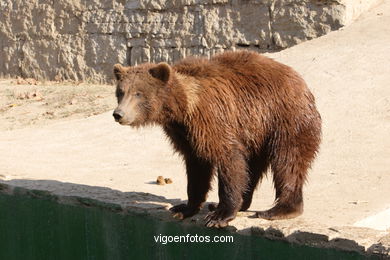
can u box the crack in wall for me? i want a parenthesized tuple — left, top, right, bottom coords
(268, 1, 275, 49)
(16, 33, 27, 78)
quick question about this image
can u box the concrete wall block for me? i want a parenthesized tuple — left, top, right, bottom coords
(270, 1, 346, 48)
(0, 0, 381, 82)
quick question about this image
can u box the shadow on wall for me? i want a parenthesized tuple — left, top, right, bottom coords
(0, 179, 183, 213)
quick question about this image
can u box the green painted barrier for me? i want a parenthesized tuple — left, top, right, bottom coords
(0, 192, 378, 260)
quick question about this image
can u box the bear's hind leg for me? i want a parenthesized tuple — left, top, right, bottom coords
(256, 117, 321, 220)
(256, 147, 310, 220)
(170, 154, 213, 219)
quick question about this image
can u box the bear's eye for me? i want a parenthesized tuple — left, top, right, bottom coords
(134, 92, 142, 98)
(116, 89, 124, 98)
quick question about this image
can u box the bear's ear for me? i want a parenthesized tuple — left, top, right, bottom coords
(149, 63, 171, 83)
(114, 64, 126, 80)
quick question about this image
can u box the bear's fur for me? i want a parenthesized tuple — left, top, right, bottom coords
(113, 51, 321, 228)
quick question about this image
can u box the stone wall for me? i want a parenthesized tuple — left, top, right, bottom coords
(0, 0, 380, 83)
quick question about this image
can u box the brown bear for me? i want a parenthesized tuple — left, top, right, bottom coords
(113, 50, 321, 228)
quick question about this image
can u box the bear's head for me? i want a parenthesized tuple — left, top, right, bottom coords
(112, 62, 172, 127)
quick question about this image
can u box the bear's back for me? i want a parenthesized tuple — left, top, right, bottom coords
(173, 51, 288, 78)
(174, 50, 302, 100)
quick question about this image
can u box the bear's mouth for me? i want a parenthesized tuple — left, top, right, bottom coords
(118, 120, 131, 126)
(117, 120, 139, 127)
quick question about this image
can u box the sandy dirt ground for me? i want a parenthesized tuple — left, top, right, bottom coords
(0, 79, 116, 131)
(0, 0, 390, 253)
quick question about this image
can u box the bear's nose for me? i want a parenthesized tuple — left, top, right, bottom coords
(113, 109, 124, 121)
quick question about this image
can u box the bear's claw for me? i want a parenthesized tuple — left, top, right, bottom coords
(204, 208, 235, 228)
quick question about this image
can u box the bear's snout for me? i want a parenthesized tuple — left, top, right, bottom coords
(113, 109, 124, 122)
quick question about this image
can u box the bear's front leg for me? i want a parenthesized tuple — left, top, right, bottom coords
(205, 152, 247, 228)
(170, 155, 213, 219)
